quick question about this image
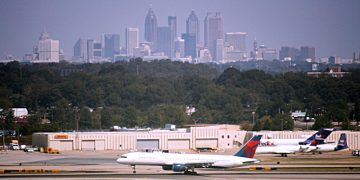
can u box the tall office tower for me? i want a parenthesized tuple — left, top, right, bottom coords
(168, 16, 177, 58)
(144, 8, 158, 45)
(86, 40, 102, 62)
(251, 38, 259, 59)
(300, 46, 315, 61)
(186, 10, 200, 45)
(204, 12, 223, 61)
(279, 46, 299, 61)
(125, 27, 139, 56)
(87, 40, 94, 61)
(73, 38, 87, 60)
(37, 31, 60, 62)
(215, 39, 224, 62)
(182, 33, 197, 59)
(224, 32, 247, 61)
(156, 26, 171, 57)
(93, 42, 102, 58)
(174, 37, 185, 58)
(102, 34, 120, 60)
(225, 32, 246, 52)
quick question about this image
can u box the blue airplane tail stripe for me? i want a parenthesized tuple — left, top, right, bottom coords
(336, 133, 348, 150)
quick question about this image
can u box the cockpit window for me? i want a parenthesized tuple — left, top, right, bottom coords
(120, 156, 127, 158)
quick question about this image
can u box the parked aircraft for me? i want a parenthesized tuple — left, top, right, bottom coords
(303, 133, 348, 153)
(116, 135, 262, 175)
(260, 128, 335, 146)
(256, 128, 334, 157)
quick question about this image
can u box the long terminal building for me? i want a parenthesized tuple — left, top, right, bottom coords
(32, 124, 360, 151)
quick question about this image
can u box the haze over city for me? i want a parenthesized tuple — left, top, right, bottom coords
(1, 0, 360, 60)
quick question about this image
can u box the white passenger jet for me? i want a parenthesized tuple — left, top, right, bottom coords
(116, 135, 262, 175)
(303, 133, 348, 153)
(260, 128, 335, 146)
(256, 128, 334, 157)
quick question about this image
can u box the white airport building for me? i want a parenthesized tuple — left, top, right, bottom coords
(33, 124, 247, 151)
(32, 124, 360, 151)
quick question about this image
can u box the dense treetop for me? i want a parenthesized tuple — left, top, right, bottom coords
(0, 59, 359, 133)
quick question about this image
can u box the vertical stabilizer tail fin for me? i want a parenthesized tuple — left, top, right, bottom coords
(336, 133, 348, 150)
(234, 135, 262, 158)
(302, 128, 334, 146)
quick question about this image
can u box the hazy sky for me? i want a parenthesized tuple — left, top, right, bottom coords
(1, 0, 360, 59)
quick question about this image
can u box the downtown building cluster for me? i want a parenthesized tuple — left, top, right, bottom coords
(2, 8, 360, 65)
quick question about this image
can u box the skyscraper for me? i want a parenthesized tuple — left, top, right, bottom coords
(37, 31, 60, 62)
(86, 40, 102, 62)
(168, 16, 177, 58)
(204, 12, 224, 61)
(279, 46, 299, 61)
(144, 8, 158, 45)
(225, 32, 247, 52)
(224, 32, 247, 61)
(93, 41, 102, 58)
(300, 46, 315, 61)
(87, 39, 94, 61)
(215, 39, 224, 62)
(156, 26, 171, 57)
(102, 34, 120, 60)
(73, 38, 86, 60)
(186, 11, 200, 45)
(174, 37, 185, 58)
(182, 33, 196, 59)
(125, 27, 139, 56)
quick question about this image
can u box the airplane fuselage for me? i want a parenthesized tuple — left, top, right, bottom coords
(116, 151, 259, 168)
(256, 145, 306, 154)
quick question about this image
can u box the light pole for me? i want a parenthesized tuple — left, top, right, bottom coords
(252, 112, 255, 125)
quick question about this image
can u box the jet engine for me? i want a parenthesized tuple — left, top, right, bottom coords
(172, 164, 187, 172)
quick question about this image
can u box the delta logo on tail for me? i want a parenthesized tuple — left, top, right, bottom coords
(234, 135, 262, 158)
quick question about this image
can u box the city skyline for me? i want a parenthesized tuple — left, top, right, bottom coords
(1, 0, 360, 59)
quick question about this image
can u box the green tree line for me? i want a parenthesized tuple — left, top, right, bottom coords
(0, 59, 360, 134)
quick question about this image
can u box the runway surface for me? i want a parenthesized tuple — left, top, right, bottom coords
(1, 149, 359, 179)
(2, 172, 360, 180)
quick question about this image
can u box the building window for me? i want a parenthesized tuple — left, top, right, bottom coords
(222, 135, 224, 139)
(227, 143, 230, 146)
(227, 135, 230, 139)
(235, 135, 237, 138)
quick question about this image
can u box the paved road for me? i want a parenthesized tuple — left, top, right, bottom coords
(2, 172, 360, 180)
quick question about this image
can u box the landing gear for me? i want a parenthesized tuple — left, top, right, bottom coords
(131, 165, 136, 173)
(184, 167, 197, 175)
(184, 171, 197, 175)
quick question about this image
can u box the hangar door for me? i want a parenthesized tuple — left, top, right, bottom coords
(82, 140, 95, 150)
(59, 140, 73, 151)
(168, 139, 190, 150)
(195, 139, 218, 149)
(136, 139, 159, 150)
